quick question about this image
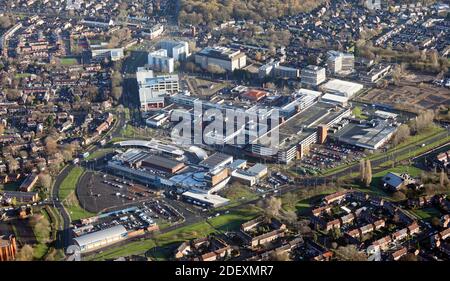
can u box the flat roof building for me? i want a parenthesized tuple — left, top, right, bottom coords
(181, 191, 229, 208)
(136, 67, 179, 111)
(148, 49, 175, 73)
(158, 40, 190, 61)
(73, 225, 127, 253)
(195, 46, 247, 72)
(321, 79, 363, 98)
(141, 155, 185, 174)
(200, 153, 233, 170)
(327, 51, 355, 75)
(332, 119, 397, 150)
(301, 65, 327, 86)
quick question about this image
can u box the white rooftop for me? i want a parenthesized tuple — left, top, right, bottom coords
(322, 79, 363, 98)
(182, 190, 229, 207)
(73, 225, 127, 248)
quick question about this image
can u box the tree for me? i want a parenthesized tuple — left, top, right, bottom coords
(399, 253, 418, 261)
(431, 217, 441, 227)
(15, 245, 34, 261)
(359, 159, 366, 183)
(269, 250, 290, 261)
(364, 160, 372, 187)
(334, 245, 367, 261)
(439, 169, 448, 188)
(0, 16, 13, 29)
(45, 137, 58, 155)
(259, 196, 282, 219)
(392, 124, 410, 146)
(410, 110, 435, 133)
(206, 64, 226, 75)
(111, 86, 123, 102)
(38, 173, 52, 190)
(7, 157, 19, 173)
(393, 191, 406, 201)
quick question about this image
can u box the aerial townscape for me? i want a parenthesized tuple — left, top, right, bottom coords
(0, 0, 450, 264)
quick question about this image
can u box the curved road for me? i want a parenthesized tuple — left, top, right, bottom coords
(52, 111, 126, 255)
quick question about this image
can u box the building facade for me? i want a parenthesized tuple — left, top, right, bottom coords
(301, 65, 326, 86)
(195, 46, 247, 72)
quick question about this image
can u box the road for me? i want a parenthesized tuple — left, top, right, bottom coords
(51, 165, 73, 250)
(51, 109, 126, 255)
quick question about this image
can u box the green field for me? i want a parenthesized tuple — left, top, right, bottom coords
(219, 184, 258, 202)
(207, 205, 260, 232)
(14, 73, 33, 78)
(59, 167, 94, 221)
(59, 167, 85, 201)
(410, 207, 441, 221)
(85, 148, 113, 160)
(60, 58, 78, 66)
(352, 106, 368, 120)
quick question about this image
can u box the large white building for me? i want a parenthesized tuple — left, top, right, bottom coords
(148, 49, 175, 73)
(301, 65, 327, 86)
(258, 61, 299, 79)
(91, 48, 124, 61)
(142, 24, 164, 39)
(137, 67, 179, 111)
(321, 79, 364, 98)
(158, 40, 190, 61)
(327, 51, 355, 75)
(195, 46, 247, 72)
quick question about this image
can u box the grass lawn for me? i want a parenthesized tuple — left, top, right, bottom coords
(91, 239, 157, 261)
(295, 201, 311, 215)
(410, 207, 441, 221)
(60, 58, 78, 65)
(31, 212, 51, 260)
(65, 199, 95, 221)
(59, 167, 85, 201)
(352, 106, 368, 120)
(14, 73, 33, 78)
(59, 167, 95, 221)
(207, 205, 260, 232)
(218, 184, 258, 202)
(85, 148, 113, 160)
(349, 165, 425, 200)
(372, 165, 424, 180)
(110, 137, 128, 144)
(281, 186, 342, 212)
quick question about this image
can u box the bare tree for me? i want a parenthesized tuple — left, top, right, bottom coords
(15, 245, 34, 261)
(440, 170, 448, 188)
(334, 245, 367, 261)
(7, 157, 19, 173)
(411, 110, 435, 133)
(38, 173, 53, 190)
(259, 196, 282, 219)
(359, 159, 366, 183)
(45, 137, 58, 155)
(392, 124, 410, 146)
(269, 250, 290, 261)
(364, 160, 372, 187)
